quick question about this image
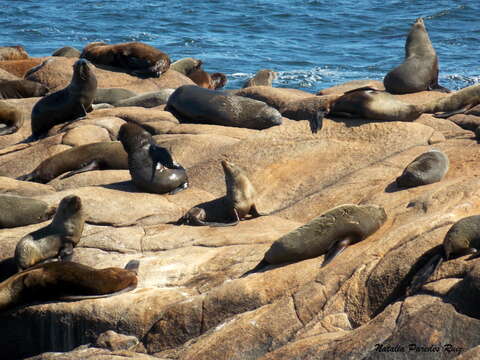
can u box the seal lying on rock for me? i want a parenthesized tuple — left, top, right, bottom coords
(166, 85, 282, 130)
(383, 18, 449, 94)
(188, 68, 227, 90)
(94, 88, 138, 105)
(0, 260, 139, 312)
(421, 83, 480, 118)
(15, 195, 85, 271)
(52, 46, 81, 58)
(0, 46, 28, 61)
(170, 57, 203, 76)
(0, 195, 55, 228)
(243, 69, 276, 88)
(30, 58, 97, 138)
(118, 122, 188, 195)
(0, 79, 48, 99)
(396, 149, 449, 188)
(243, 204, 387, 275)
(113, 89, 175, 108)
(0, 100, 24, 135)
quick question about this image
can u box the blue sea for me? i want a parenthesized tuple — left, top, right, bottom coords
(1, 0, 478, 92)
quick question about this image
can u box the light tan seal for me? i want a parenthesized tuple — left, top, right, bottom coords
(243, 69, 276, 88)
(170, 57, 203, 76)
(51, 46, 81, 58)
(0, 195, 54, 228)
(396, 149, 449, 188)
(421, 83, 480, 118)
(0, 100, 24, 135)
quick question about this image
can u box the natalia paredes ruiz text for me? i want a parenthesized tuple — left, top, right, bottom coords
(374, 344, 463, 354)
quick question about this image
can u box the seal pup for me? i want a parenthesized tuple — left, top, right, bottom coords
(243, 204, 387, 276)
(15, 195, 85, 271)
(52, 46, 81, 58)
(421, 83, 480, 118)
(118, 122, 189, 195)
(170, 57, 203, 76)
(80, 41, 170, 77)
(0, 79, 48, 99)
(0, 100, 24, 135)
(383, 18, 449, 94)
(188, 68, 227, 90)
(166, 85, 282, 130)
(0, 195, 54, 228)
(243, 69, 277, 88)
(0, 260, 138, 312)
(17, 141, 128, 183)
(0, 46, 28, 61)
(30, 58, 97, 138)
(396, 149, 449, 188)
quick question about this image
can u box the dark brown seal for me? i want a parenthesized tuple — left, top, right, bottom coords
(166, 85, 282, 130)
(0, 100, 24, 135)
(396, 149, 449, 188)
(0, 195, 54, 228)
(15, 195, 85, 271)
(188, 69, 227, 90)
(383, 18, 449, 94)
(17, 141, 128, 183)
(0, 46, 28, 61)
(0, 260, 138, 312)
(118, 122, 189, 194)
(0, 79, 48, 99)
(52, 46, 81, 58)
(243, 69, 276, 88)
(80, 41, 170, 77)
(30, 58, 97, 138)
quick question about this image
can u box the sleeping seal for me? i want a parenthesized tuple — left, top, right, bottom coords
(396, 149, 449, 188)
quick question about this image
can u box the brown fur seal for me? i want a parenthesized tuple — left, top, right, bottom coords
(80, 41, 170, 77)
(188, 68, 227, 89)
(166, 85, 282, 130)
(243, 69, 276, 88)
(329, 86, 422, 121)
(0, 79, 48, 99)
(15, 195, 85, 271)
(118, 122, 189, 194)
(31, 58, 97, 138)
(396, 149, 449, 188)
(17, 141, 128, 183)
(383, 18, 449, 94)
(0, 260, 138, 312)
(170, 57, 203, 76)
(243, 204, 387, 275)
(0, 100, 24, 135)
(0, 46, 28, 61)
(0, 195, 55, 228)
(421, 83, 480, 118)
(52, 46, 81, 58)
(94, 87, 138, 105)
(0, 58, 44, 77)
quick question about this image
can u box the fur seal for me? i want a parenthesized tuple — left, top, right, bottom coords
(383, 18, 449, 94)
(94, 88, 138, 105)
(188, 68, 227, 89)
(30, 58, 97, 138)
(52, 46, 81, 58)
(421, 83, 480, 118)
(0, 195, 54, 228)
(80, 41, 170, 77)
(0, 260, 138, 312)
(243, 204, 387, 275)
(0, 46, 28, 61)
(0, 58, 44, 78)
(243, 69, 276, 88)
(0, 79, 48, 99)
(0, 100, 24, 135)
(396, 149, 449, 188)
(17, 141, 128, 183)
(114, 89, 175, 108)
(170, 57, 203, 76)
(166, 85, 282, 130)
(118, 122, 189, 194)
(15, 195, 85, 271)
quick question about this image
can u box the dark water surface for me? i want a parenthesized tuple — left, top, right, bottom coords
(1, 0, 478, 91)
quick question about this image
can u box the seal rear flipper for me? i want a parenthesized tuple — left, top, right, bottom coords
(406, 253, 443, 296)
(309, 110, 325, 134)
(169, 181, 189, 195)
(240, 259, 269, 278)
(0, 126, 18, 136)
(342, 86, 380, 95)
(250, 204, 266, 218)
(124, 259, 140, 274)
(209, 208, 240, 227)
(57, 284, 137, 301)
(433, 105, 474, 119)
(16, 172, 35, 182)
(61, 159, 102, 179)
(321, 237, 352, 267)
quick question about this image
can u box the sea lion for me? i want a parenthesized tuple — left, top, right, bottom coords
(188, 69, 227, 90)
(0, 46, 28, 61)
(396, 149, 449, 188)
(94, 87, 138, 105)
(118, 122, 188, 194)
(0, 100, 24, 135)
(0, 195, 54, 228)
(383, 18, 448, 94)
(114, 89, 175, 108)
(421, 83, 480, 118)
(243, 204, 387, 275)
(51, 46, 81, 58)
(329, 86, 422, 121)
(17, 141, 128, 183)
(166, 85, 282, 130)
(170, 57, 203, 76)
(0, 260, 138, 312)
(15, 195, 85, 271)
(243, 69, 276, 88)
(80, 41, 170, 77)
(30, 58, 97, 138)
(0, 79, 48, 99)
(0, 58, 44, 78)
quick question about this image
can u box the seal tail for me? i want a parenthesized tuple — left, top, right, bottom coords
(240, 259, 269, 278)
(406, 253, 443, 296)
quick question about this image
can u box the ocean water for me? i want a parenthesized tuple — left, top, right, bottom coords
(1, 0, 478, 92)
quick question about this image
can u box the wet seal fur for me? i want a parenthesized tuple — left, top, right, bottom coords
(0, 100, 24, 135)
(81, 41, 170, 77)
(166, 85, 282, 130)
(118, 122, 189, 195)
(30, 58, 97, 138)
(383, 18, 449, 94)
(243, 69, 277, 88)
(421, 83, 480, 118)
(15, 195, 85, 271)
(170, 57, 203, 76)
(0, 195, 55, 228)
(0, 79, 48, 99)
(243, 204, 387, 276)
(17, 141, 128, 183)
(0, 46, 28, 61)
(0, 260, 138, 312)
(396, 149, 449, 188)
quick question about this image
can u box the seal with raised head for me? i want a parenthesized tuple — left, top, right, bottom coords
(421, 83, 480, 118)
(383, 18, 449, 94)
(243, 204, 387, 275)
(118, 122, 188, 195)
(0, 79, 48, 99)
(30, 58, 97, 138)
(0, 46, 28, 61)
(396, 149, 449, 189)
(15, 195, 85, 271)
(17, 141, 128, 184)
(243, 69, 277, 88)
(0, 195, 55, 228)
(188, 68, 227, 90)
(80, 41, 170, 77)
(0, 100, 24, 135)
(0, 260, 138, 312)
(170, 57, 203, 76)
(166, 85, 282, 130)
(52, 46, 81, 58)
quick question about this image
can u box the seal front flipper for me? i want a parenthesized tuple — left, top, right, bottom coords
(169, 181, 189, 195)
(61, 159, 102, 179)
(124, 259, 140, 274)
(321, 236, 354, 267)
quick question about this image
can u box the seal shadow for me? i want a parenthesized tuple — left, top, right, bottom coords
(385, 180, 403, 193)
(0, 257, 18, 283)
